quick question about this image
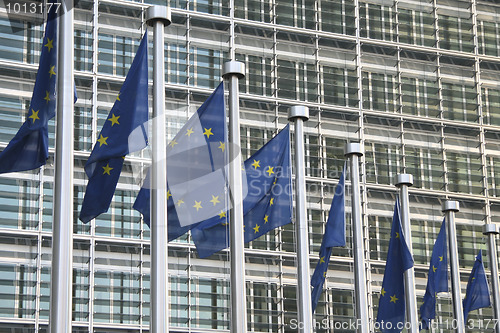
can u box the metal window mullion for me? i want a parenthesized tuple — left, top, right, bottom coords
(266, 282, 272, 333)
(272, 27, 278, 97)
(433, 0, 439, 49)
(427, 149, 434, 190)
(471, 0, 489, 203)
(277, 254, 284, 333)
(489, 156, 496, 198)
(187, 247, 192, 330)
(34, 167, 44, 332)
(354, 0, 373, 320)
(248, 281, 254, 331)
(186, 16, 192, 87)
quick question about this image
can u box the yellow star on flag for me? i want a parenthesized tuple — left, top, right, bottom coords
(439, 256, 443, 261)
(29, 109, 40, 123)
(102, 164, 113, 175)
(107, 113, 120, 126)
(251, 159, 260, 169)
(253, 224, 260, 233)
(185, 128, 194, 137)
(169, 139, 178, 148)
(218, 210, 226, 219)
(116, 93, 120, 101)
(264, 215, 268, 223)
(44, 91, 51, 103)
(320, 256, 325, 264)
(390, 294, 399, 303)
(432, 265, 437, 273)
(323, 271, 326, 277)
(176, 199, 184, 206)
(44, 38, 53, 52)
(193, 201, 203, 211)
(381, 288, 386, 297)
(266, 166, 275, 176)
(218, 142, 225, 152)
(210, 195, 220, 206)
(270, 197, 274, 206)
(395, 232, 400, 239)
(167, 190, 172, 199)
(97, 134, 108, 147)
(203, 128, 213, 138)
(48, 65, 56, 78)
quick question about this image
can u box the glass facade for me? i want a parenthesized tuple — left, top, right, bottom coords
(0, 0, 499, 331)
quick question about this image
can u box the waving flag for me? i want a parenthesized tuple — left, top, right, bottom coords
(376, 199, 415, 333)
(79, 33, 148, 223)
(311, 163, 346, 313)
(190, 125, 292, 258)
(133, 82, 228, 238)
(0, 6, 58, 173)
(463, 250, 491, 321)
(420, 218, 448, 330)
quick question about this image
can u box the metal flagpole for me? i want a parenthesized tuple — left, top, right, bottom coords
(146, 6, 171, 333)
(395, 174, 418, 333)
(222, 61, 247, 333)
(289, 106, 313, 333)
(344, 143, 369, 333)
(50, 0, 74, 331)
(442, 201, 465, 333)
(483, 223, 500, 333)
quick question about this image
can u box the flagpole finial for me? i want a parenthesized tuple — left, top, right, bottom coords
(146, 5, 171, 26)
(288, 105, 309, 121)
(222, 61, 245, 79)
(483, 223, 498, 235)
(344, 142, 363, 157)
(395, 173, 413, 187)
(442, 200, 459, 212)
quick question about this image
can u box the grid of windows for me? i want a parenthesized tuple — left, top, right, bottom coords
(1, 0, 500, 332)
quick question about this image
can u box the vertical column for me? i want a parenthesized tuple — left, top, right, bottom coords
(483, 223, 500, 333)
(442, 201, 465, 333)
(288, 106, 313, 333)
(395, 174, 418, 333)
(222, 61, 247, 333)
(344, 143, 369, 333)
(146, 6, 171, 333)
(50, 0, 74, 332)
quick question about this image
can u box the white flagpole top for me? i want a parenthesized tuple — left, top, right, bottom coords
(442, 200, 460, 212)
(146, 5, 171, 26)
(288, 105, 309, 121)
(222, 61, 245, 78)
(483, 223, 499, 235)
(395, 173, 413, 187)
(344, 142, 363, 157)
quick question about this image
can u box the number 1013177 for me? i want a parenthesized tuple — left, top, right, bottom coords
(5, 1, 61, 15)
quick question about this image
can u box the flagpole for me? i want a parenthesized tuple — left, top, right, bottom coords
(289, 106, 313, 332)
(395, 174, 418, 332)
(146, 6, 171, 333)
(483, 223, 500, 333)
(50, 0, 74, 331)
(344, 143, 369, 333)
(222, 61, 248, 333)
(442, 201, 465, 333)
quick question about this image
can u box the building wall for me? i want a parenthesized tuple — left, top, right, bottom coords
(0, 0, 499, 331)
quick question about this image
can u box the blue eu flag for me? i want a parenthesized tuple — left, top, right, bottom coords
(0, 6, 58, 173)
(311, 163, 346, 313)
(190, 125, 292, 258)
(133, 82, 227, 240)
(420, 218, 448, 330)
(463, 250, 491, 321)
(79, 33, 148, 223)
(376, 198, 414, 333)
